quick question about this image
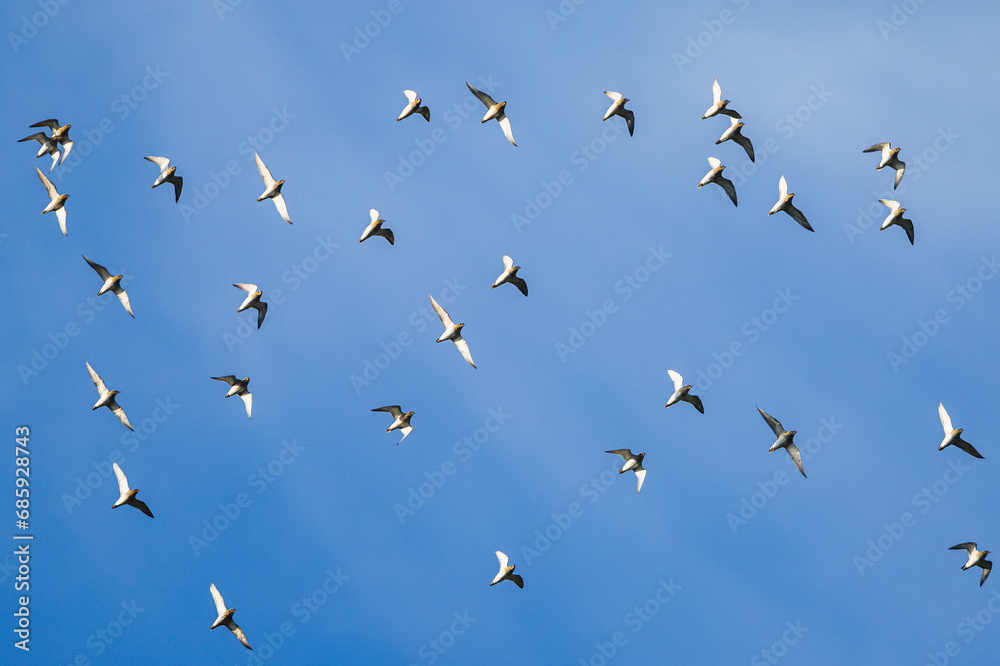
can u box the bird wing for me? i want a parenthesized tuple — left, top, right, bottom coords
(778, 175, 788, 199)
(144, 156, 170, 172)
(83, 255, 112, 280)
(111, 401, 134, 431)
(113, 462, 130, 496)
(404, 89, 418, 103)
(718, 175, 738, 206)
(234, 283, 259, 294)
(893, 164, 905, 189)
(509, 574, 524, 589)
(685, 394, 705, 414)
(253, 302, 268, 328)
(786, 443, 807, 478)
(786, 203, 814, 232)
(417, 106, 430, 122)
(86, 362, 108, 395)
(56, 207, 68, 236)
(635, 468, 646, 493)
(605, 449, 632, 460)
(498, 116, 517, 146)
(502, 255, 514, 270)
(210, 584, 227, 615)
(57, 140, 73, 165)
(509, 275, 528, 296)
(18, 132, 50, 145)
(397, 426, 412, 444)
(240, 392, 252, 419)
(981, 561, 992, 587)
(213, 375, 239, 387)
(496, 550, 509, 568)
(113, 284, 135, 317)
(271, 194, 291, 224)
(667, 369, 684, 392)
(169, 175, 183, 202)
(733, 128, 754, 162)
(130, 497, 154, 518)
(453, 336, 477, 368)
(30, 119, 61, 131)
(863, 142, 889, 153)
(878, 199, 900, 211)
(36, 166, 59, 200)
(466, 81, 496, 108)
(372, 406, 404, 418)
(953, 436, 984, 459)
(757, 406, 785, 437)
(622, 109, 634, 137)
(227, 621, 252, 650)
(604, 91, 623, 101)
(370, 208, 380, 223)
(898, 217, 914, 245)
(938, 403, 953, 434)
(429, 295, 454, 328)
(254, 152, 275, 187)
(707, 156, 722, 169)
(950, 543, 977, 553)
(712, 79, 722, 104)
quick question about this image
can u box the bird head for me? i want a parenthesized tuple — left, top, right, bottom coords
(404, 411, 415, 419)
(113, 274, 124, 282)
(456, 322, 465, 331)
(254, 290, 262, 298)
(108, 390, 120, 397)
(787, 430, 798, 437)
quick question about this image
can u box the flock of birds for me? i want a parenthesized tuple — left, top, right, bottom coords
(17, 74, 984, 653)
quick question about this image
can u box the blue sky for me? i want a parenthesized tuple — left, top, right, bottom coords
(4, 1, 1000, 663)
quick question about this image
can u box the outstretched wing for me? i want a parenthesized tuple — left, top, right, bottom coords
(757, 406, 785, 437)
(113, 462, 130, 496)
(210, 583, 227, 615)
(786, 443, 807, 478)
(950, 543, 977, 554)
(605, 449, 633, 460)
(667, 369, 684, 392)
(254, 152, 275, 187)
(271, 194, 291, 224)
(83, 255, 112, 281)
(863, 142, 889, 154)
(372, 405, 404, 418)
(36, 166, 59, 200)
(453, 336, 477, 368)
(938, 402, 953, 434)
(466, 81, 497, 108)
(429, 295, 454, 328)
(495, 550, 509, 568)
(498, 116, 517, 146)
(144, 155, 170, 172)
(86, 362, 108, 395)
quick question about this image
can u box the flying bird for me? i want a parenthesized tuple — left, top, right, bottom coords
(466, 81, 516, 146)
(35, 167, 69, 236)
(716, 116, 754, 162)
(757, 406, 806, 478)
(86, 362, 133, 431)
(702, 79, 742, 120)
(606, 449, 647, 493)
(863, 142, 906, 189)
(490, 551, 524, 588)
(83, 255, 134, 317)
(233, 283, 268, 329)
(937, 402, 984, 459)
(18, 132, 62, 172)
(254, 152, 291, 224)
(665, 370, 704, 413)
(21, 119, 73, 168)
(878, 199, 914, 245)
(949, 543, 992, 587)
(397, 90, 430, 122)
(144, 156, 183, 202)
(209, 583, 252, 650)
(429, 295, 476, 368)
(371, 406, 414, 444)
(491, 255, 528, 296)
(359, 209, 394, 244)
(602, 91, 634, 136)
(697, 157, 737, 207)
(768, 176, 814, 232)
(111, 462, 154, 517)
(212, 376, 252, 419)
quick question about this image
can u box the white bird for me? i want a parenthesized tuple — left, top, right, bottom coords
(949, 543, 992, 587)
(35, 167, 69, 235)
(371, 406, 414, 444)
(209, 583, 252, 650)
(878, 199, 914, 245)
(768, 176, 814, 232)
(254, 152, 291, 224)
(602, 91, 634, 137)
(86, 362, 133, 431)
(429, 295, 476, 368)
(111, 462, 154, 517)
(466, 81, 516, 146)
(938, 402, 984, 459)
(83, 255, 134, 317)
(211, 376, 252, 419)
(143, 156, 183, 202)
(716, 116, 754, 162)
(757, 406, 806, 478)
(233, 283, 268, 329)
(31, 118, 72, 145)
(20, 119, 73, 169)
(397, 90, 430, 122)
(359, 209, 394, 245)
(863, 142, 906, 189)
(490, 551, 524, 588)
(491, 255, 528, 296)
(697, 157, 737, 207)
(18, 132, 62, 172)
(665, 370, 704, 413)
(606, 449, 646, 493)
(702, 79, 742, 120)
